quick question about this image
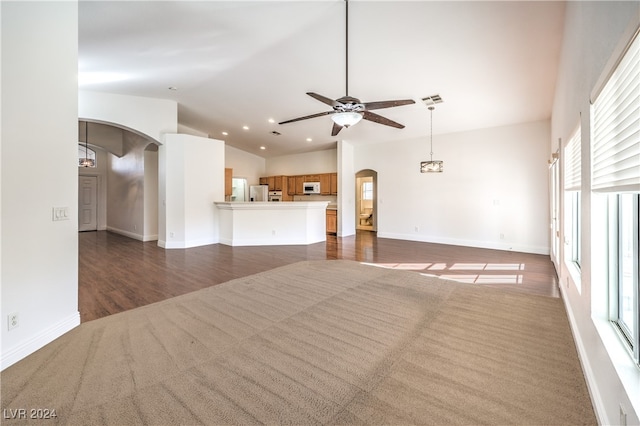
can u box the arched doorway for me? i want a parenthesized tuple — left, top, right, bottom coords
(356, 169, 377, 232)
(77, 119, 160, 241)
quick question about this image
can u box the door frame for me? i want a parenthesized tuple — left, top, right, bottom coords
(355, 169, 378, 232)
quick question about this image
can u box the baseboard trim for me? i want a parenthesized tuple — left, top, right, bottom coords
(107, 226, 143, 241)
(1, 312, 80, 371)
(377, 232, 549, 255)
(159, 238, 219, 249)
(558, 285, 607, 425)
(217, 237, 325, 247)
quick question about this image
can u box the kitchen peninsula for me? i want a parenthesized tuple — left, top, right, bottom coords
(215, 201, 329, 246)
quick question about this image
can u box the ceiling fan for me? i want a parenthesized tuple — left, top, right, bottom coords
(278, 0, 415, 137)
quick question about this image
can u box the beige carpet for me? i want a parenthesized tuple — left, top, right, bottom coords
(1, 260, 595, 425)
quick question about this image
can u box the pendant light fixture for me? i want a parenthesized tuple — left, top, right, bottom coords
(420, 106, 443, 173)
(79, 121, 95, 168)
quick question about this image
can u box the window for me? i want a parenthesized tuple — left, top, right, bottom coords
(362, 181, 373, 200)
(564, 125, 582, 269)
(78, 144, 96, 168)
(570, 192, 581, 266)
(617, 194, 639, 349)
(592, 30, 639, 364)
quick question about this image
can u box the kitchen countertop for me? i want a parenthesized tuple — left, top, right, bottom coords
(215, 201, 329, 210)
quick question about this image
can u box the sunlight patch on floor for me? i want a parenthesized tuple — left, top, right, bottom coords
(361, 262, 525, 285)
(438, 274, 523, 285)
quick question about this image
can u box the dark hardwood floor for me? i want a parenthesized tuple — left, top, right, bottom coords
(79, 230, 559, 322)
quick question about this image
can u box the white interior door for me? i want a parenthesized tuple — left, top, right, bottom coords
(79, 176, 97, 232)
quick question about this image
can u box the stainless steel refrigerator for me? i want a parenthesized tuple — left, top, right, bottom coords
(249, 185, 268, 202)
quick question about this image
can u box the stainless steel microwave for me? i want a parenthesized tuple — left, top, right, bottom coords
(302, 182, 321, 194)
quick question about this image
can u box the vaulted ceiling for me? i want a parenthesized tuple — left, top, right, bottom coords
(79, 1, 566, 158)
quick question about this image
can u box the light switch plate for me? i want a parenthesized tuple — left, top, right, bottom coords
(52, 207, 69, 221)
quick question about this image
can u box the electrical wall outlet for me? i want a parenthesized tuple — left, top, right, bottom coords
(7, 313, 19, 331)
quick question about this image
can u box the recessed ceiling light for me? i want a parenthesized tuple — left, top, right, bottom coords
(306, 138, 312, 142)
(260, 146, 266, 150)
(222, 131, 228, 136)
(268, 118, 275, 124)
(168, 86, 178, 91)
(242, 125, 249, 130)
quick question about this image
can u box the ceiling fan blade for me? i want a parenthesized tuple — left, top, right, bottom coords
(362, 110, 405, 129)
(363, 99, 415, 111)
(331, 122, 343, 136)
(307, 92, 343, 107)
(279, 110, 335, 125)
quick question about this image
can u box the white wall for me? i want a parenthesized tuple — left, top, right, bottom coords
(1, 2, 80, 369)
(338, 141, 356, 237)
(551, 2, 640, 424)
(225, 144, 266, 186)
(144, 149, 159, 240)
(265, 149, 337, 176)
(177, 123, 209, 138)
(352, 121, 550, 254)
(79, 91, 178, 143)
(107, 132, 148, 240)
(159, 134, 225, 249)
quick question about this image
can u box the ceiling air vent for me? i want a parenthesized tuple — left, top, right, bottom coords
(422, 94, 443, 106)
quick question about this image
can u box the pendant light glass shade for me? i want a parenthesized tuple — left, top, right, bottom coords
(420, 160, 443, 173)
(421, 106, 443, 173)
(80, 121, 95, 167)
(80, 157, 95, 168)
(331, 111, 363, 128)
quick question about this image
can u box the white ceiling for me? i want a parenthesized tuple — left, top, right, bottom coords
(79, 1, 566, 158)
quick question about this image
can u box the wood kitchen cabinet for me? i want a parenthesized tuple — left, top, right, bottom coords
(274, 175, 283, 191)
(287, 176, 297, 196)
(258, 175, 285, 191)
(281, 177, 293, 201)
(264, 173, 337, 196)
(295, 176, 305, 195)
(326, 209, 337, 234)
(225, 168, 233, 198)
(282, 176, 296, 199)
(319, 174, 331, 195)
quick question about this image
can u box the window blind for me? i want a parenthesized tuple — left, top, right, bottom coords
(592, 31, 640, 193)
(564, 125, 581, 191)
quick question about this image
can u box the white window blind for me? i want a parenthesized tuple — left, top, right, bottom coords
(564, 125, 581, 191)
(592, 31, 640, 193)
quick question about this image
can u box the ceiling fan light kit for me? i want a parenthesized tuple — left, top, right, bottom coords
(278, 0, 415, 136)
(331, 111, 363, 128)
(421, 106, 443, 173)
